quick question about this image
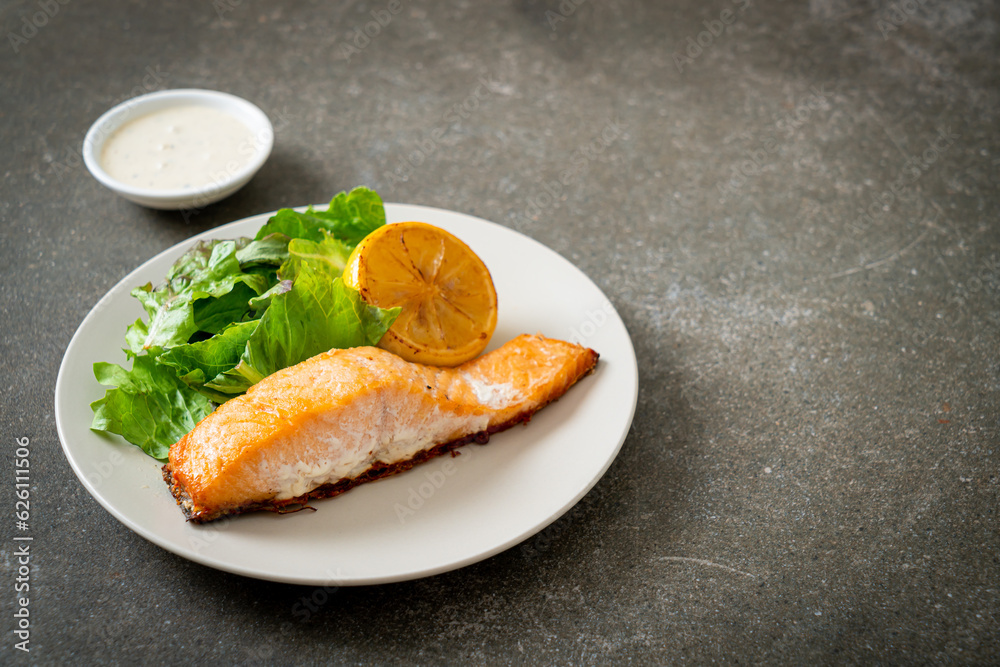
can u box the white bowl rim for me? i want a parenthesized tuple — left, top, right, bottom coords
(82, 88, 274, 200)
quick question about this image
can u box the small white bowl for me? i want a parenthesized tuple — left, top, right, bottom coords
(82, 89, 273, 210)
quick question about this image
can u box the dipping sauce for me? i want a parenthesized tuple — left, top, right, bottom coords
(100, 105, 258, 191)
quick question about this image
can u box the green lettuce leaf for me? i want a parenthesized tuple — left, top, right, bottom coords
(125, 318, 150, 356)
(248, 279, 292, 311)
(90, 354, 214, 460)
(191, 281, 259, 335)
(236, 233, 290, 268)
(243, 275, 398, 378)
(255, 187, 385, 247)
(281, 235, 352, 282)
(132, 240, 271, 350)
(157, 320, 260, 402)
(217, 260, 399, 390)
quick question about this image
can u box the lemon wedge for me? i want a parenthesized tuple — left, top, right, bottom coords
(343, 221, 498, 366)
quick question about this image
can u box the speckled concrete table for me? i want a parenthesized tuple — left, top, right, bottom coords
(2, 0, 998, 663)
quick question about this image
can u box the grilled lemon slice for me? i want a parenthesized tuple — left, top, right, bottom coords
(344, 221, 498, 366)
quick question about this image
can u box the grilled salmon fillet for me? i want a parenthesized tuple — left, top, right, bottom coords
(164, 334, 598, 522)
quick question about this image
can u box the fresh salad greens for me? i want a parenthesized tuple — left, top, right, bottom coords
(90, 187, 400, 460)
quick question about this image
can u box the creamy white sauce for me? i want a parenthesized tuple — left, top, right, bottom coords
(100, 105, 257, 191)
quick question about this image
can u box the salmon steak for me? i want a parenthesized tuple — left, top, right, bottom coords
(164, 334, 599, 523)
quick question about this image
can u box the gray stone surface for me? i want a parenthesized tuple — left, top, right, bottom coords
(1, 0, 998, 663)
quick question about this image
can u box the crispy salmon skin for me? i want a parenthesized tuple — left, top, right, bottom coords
(164, 334, 598, 522)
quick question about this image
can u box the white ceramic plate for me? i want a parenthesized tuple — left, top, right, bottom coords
(55, 204, 638, 585)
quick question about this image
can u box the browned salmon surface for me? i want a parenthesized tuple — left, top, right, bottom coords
(165, 334, 598, 522)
